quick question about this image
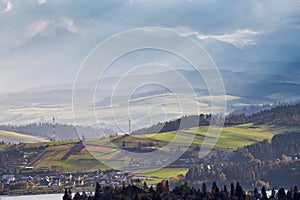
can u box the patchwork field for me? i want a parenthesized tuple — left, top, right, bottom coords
(145, 123, 275, 150)
(29, 123, 282, 172)
(1, 123, 296, 183)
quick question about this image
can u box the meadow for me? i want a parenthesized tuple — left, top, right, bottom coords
(0, 123, 295, 183)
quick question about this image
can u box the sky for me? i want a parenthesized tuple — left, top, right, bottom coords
(0, 0, 300, 92)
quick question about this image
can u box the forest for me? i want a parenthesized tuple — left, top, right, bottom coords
(62, 181, 300, 200)
(134, 103, 300, 134)
(186, 132, 300, 188)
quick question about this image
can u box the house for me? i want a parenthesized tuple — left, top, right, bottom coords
(2, 174, 15, 184)
(293, 154, 300, 160)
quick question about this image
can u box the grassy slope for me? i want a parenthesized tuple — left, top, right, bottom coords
(141, 168, 189, 185)
(146, 123, 275, 150)
(0, 130, 48, 143)
(31, 140, 109, 172)
(35, 123, 278, 171)
(2, 123, 294, 181)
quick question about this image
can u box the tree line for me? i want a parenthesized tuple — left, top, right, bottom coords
(0, 123, 115, 140)
(134, 102, 300, 134)
(62, 181, 300, 200)
(186, 132, 300, 188)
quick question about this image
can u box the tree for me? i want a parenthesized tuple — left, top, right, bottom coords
(165, 180, 169, 192)
(277, 188, 287, 200)
(211, 181, 217, 194)
(235, 182, 243, 200)
(63, 188, 71, 200)
(230, 182, 235, 196)
(287, 190, 293, 200)
(73, 192, 80, 200)
(94, 182, 102, 200)
(254, 188, 260, 199)
(224, 185, 227, 193)
(202, 182, 207, 195)
(261, 186, 268, 200)
(293, 186, 299, 200)
(68, 189, 72, 200)
(270, 188, 276, 199)
(143, 182, 148, 191)
(149, 185, 154, 193)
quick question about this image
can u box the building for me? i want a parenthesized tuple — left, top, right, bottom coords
(2, 174, 15, 184)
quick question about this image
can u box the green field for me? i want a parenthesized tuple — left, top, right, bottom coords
(31, 123, 282, 172)
(141, 168, 189, 185)
(1, 123, 296, 183)
(146, 123, 275, 150)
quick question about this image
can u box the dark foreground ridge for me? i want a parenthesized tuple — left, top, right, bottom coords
(63, 181, 300, 200)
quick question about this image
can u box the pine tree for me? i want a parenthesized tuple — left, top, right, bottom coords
(271, 188, 276, 199)
(254, 188, 260, 199)
(293, 186, 299, 200)
(278, 188, 286, 200)
(230, 182, 235, 196)
(202, 182, 207, 195)
(165, 180, 169, 192)
(235, 182, 243, 200)
(94, 182, 102, 200)
(261, 186, 268, 200)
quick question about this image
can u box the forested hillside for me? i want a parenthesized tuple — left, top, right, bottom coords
(133, 114, 211, 134)
(135, 103, 300, 134)
(186, 132, 300, 188)
(226, 102, 300, 125)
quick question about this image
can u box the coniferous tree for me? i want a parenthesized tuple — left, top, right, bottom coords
(165, 180, 169, 192)
(293, 186, 299, 200)
(271, 188, 276, 199)
(73, 192, 80, 200)
(212, 181, 217, 194)
(254, 188, 260, 199)
(230, 182, 235, 196)
(63, 188, 71, 200)
(235, 182, 243, 200)
(68, 188, 72, 200)
(261, 186, 268, 200)
(202, 182, 207, 195)
(94, 182, 102, 200)
(278, 188, 287, 200)
(287, 190, 293, 200)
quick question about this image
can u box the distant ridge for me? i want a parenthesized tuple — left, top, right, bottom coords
(0, 130, 48, 144)
(0, 123, 115, 141)
(134, 102, 300, 134)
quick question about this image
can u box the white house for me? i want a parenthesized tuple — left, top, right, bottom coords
(2, 174, 15, 184)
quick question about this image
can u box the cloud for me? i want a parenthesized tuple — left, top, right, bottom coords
(26, 19, 51, 37)
(2, 0, 12, 12)
(202, 29, 264, 46)
(126, 0, 147, 5)
(0, 0, 299, 92)
(26, 18, 79, 38)
(38, 0, 47, 4)
(177, 26, 264, 46)
(60, 18, 78, 34)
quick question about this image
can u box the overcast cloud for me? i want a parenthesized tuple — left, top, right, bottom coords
(0, 0, 300, 92)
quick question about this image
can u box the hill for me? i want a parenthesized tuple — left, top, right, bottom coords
(186, 132, 300, 188)
(0, 123, 115, 141)
(0, 130, 48, 144)
(0, 123, 283, 174)
(134, 102, 300, 134)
